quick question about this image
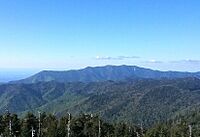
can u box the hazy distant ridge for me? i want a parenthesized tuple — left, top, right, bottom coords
(12, 65, 200, 83)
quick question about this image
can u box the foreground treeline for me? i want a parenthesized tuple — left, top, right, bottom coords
(146, 110, 200, 137)
(1, 111, 200, 137)
(0, 112, 143, 137)
(146, 120, 198, 137)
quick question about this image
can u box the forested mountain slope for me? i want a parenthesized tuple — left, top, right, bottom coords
(1, 77, 200, 127)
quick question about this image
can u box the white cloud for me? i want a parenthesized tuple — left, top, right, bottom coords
(95, 55, 140, 60)
(143, 59, 200, 64)
(144, 59, 163, 64)
(170, 59, 200, 64)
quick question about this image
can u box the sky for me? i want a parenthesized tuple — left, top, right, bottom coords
(0, 0, 200, 74)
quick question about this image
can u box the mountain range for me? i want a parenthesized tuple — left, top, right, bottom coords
(11, 65, 200, 83)
(1, 65, 200, 127)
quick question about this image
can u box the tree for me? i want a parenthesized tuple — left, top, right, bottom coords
(0, 115, 4, 136)
(57, 116, 68, 137)
(11, 114, 21, 137)
(42, 114, 58, 137)
(20, 112, 38, 137)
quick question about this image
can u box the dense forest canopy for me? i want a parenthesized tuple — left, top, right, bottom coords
(0, 111, 200, 137)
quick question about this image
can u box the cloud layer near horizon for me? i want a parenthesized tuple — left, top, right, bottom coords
(95, 56, 140, 60)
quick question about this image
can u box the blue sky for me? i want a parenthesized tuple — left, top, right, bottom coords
(0, 0, 200, 72)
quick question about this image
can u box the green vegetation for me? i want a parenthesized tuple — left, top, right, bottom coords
(1, 111, 200, 137)
(145, 110, 200, 137)
(0, 112, 142, 137)
(1, 77, 200, 128)
(1, 66, 200, 136)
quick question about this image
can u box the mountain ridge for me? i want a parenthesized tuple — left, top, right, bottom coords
(10, 65, 200, 84)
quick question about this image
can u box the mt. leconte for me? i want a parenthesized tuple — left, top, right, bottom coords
(11, 65, 200, 83)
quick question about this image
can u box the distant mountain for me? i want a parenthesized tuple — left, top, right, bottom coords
(2, 77, 200, 127)
(11, 65, 200, 83)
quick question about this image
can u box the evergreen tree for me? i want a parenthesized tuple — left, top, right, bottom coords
(20, 112, 38, 137)
(2, 111, 12, 137)
(11, 114, 21, 137)
(57, 116, 68, 137)
(42, 114, 58, 137)
(0, 115, 4, 137)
